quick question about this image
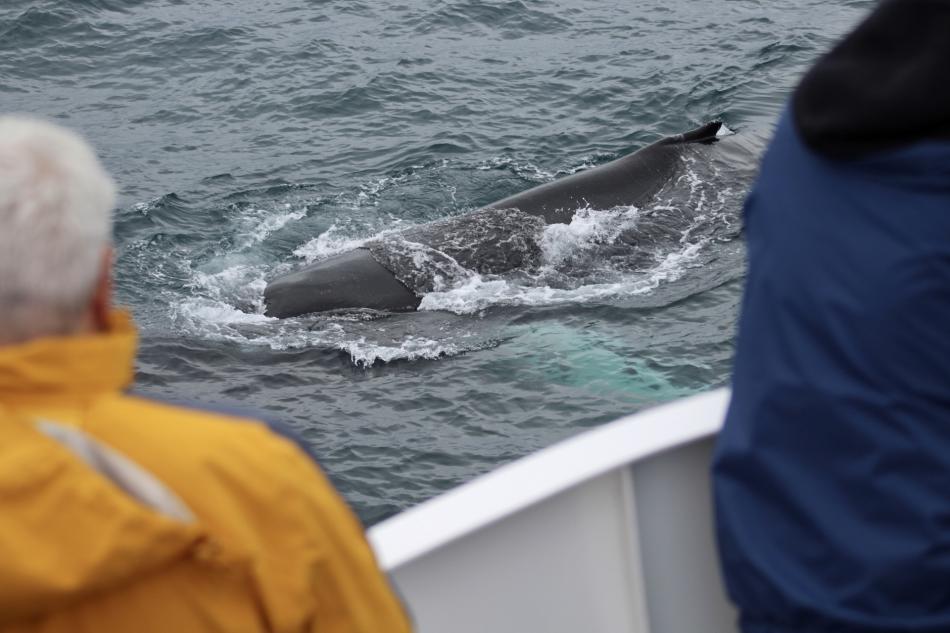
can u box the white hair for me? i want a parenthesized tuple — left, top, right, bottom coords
(0, 116, 116, 344)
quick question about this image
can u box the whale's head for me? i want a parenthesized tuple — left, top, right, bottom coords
(263, 248, 420, 318)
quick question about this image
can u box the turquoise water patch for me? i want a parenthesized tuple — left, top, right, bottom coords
(506, 322, 698, 403)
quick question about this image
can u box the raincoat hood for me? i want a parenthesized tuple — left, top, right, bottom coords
(0, 410, 203, 622)
(793, 0, 950, 159)
(0, 311, 136, 401)
(0, 313, 203, 622)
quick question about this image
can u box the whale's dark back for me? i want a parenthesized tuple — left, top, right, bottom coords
(263, 121, 722, 318)
(484, 121, 722, 224)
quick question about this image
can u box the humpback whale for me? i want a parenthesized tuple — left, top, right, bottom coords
(264, 121, 722, 318)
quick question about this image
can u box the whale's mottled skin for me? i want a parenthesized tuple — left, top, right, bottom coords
(263, 121, 721, 318)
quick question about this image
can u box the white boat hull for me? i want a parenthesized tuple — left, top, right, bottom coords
(369, 389, 736, 633)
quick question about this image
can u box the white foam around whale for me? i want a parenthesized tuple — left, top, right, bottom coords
(540, 205, 641, 266)
(418, 240, 705, 315)
(237, 205, 306, 249)
(174, 295, 479, 365)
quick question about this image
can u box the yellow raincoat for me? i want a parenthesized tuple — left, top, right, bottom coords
(0, 311, 411, 632)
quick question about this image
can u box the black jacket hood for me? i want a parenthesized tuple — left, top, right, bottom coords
(793, 0, 950, 160)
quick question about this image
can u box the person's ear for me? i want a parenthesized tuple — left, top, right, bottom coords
(90, 247, 113, 332)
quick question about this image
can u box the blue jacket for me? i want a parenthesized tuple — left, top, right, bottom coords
(713, 108, 950, 633)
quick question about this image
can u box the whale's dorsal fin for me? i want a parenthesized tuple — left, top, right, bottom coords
(663, 121, 723, 145)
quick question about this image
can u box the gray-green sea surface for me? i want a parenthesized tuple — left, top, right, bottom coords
(0, 0, 870, 523)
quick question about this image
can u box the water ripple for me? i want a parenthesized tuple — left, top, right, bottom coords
(1, 0, 871, 523)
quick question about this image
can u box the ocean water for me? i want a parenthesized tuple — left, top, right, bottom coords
(1, 0, 870, 524)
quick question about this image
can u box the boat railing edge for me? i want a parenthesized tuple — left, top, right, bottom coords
(369, 387, 731, 570)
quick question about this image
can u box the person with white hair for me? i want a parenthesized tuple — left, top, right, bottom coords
(0, 116, 412, 632)
(0, 117, 116, 344)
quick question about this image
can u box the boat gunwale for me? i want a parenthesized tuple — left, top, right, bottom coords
(369, 387, 731, 570)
